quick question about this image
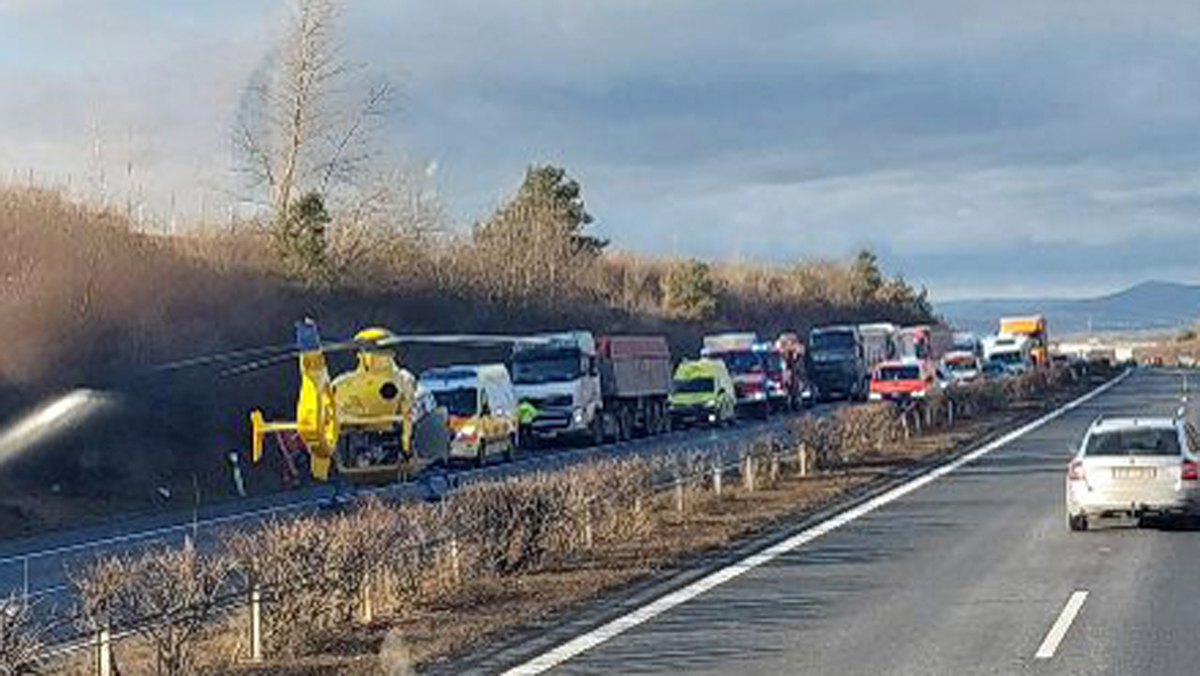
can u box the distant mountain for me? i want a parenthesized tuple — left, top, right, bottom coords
(937, 281, 1200, 337)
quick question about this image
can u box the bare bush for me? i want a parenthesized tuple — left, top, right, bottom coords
(0, 596, 43, 676)
(372, 503, 443, 614)
(792, 415, 844, 468)
(227, 514, 342, 657)
(834, 405, 902, 459)
(943, 379, 1009, 418)
(72, 541, 236, 676)
(450, 475, 570, 576)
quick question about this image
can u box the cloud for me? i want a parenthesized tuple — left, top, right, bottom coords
(3, 1, 1200, 297)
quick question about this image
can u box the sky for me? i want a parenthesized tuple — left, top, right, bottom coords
(2, 1, 1200, 300)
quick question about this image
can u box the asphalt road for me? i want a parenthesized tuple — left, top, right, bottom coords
(464, 368, 1198, 676)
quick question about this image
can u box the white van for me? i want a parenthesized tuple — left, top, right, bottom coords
(420, 364, 519, 465)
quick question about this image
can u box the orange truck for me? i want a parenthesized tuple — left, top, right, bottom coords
(999, 315, 1048, 366)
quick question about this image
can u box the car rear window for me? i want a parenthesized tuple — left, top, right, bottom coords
(878, 366, 921, 381)
(1085, 428, 1181, 456)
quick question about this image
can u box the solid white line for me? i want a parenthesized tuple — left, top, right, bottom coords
(1035, 591, 1088, 659)
(0, 496, 321, 566)
(501, 371, 1130, 676)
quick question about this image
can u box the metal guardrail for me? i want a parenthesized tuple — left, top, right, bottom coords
(8, 418, 806, 673)
(0, 412, 809, 613)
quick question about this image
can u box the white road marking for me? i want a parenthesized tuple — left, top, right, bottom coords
(1035, 591, 1088, 659)
(501, 371, 1130, 675)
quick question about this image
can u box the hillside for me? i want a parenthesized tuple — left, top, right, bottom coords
(0, 187, 935, 536)
(938, 281, 1200, 336)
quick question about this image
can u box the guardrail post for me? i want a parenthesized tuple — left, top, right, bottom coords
(249, 586, 263, 663)
(21, 558, 29, 603)
(770, 451, 780, 485)
(583, 505, 594, 548)
(712, 464, 722, 496)
(449, 533, 461, 585)
(674, 476, 685, 513)
(947, 399, 955, 427)
(743, 455, 755, 492)
(359, 572, 374, 624)
(94, 625, 112, 676)
(797, 444, 809, 478)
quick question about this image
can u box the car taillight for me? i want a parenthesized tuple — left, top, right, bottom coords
(1067, 460, 1086, 482)
(1183, 460, 1198, 481)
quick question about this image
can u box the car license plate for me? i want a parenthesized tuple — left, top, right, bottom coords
(1112, 467, 1156, 480)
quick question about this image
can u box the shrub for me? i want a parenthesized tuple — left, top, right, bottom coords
(72, 541, 236, 676)
(661, 259, 720, 321)
(226, 515, 341, 656)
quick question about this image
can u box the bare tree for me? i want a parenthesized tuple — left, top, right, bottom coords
(327, 165, 447, 281)
(234, 0, 391, 223)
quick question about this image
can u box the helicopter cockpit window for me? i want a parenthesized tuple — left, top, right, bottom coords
(359, 351, 394, 372)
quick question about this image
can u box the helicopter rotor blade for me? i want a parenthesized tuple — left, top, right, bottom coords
(177, 332, 558, 380)
(373, 333, 535, 348)
(218, 351, 305, 378)
(150, 343, 299, 374)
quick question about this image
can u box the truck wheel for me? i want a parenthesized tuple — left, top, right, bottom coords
(660, 403, 672, 434)
(590, 416, 605, 446)
(619, 408, 633, 441)
(503, 434, 516, 462)
(475, 441, 488, 468)
(1068, 513, 1089, 532)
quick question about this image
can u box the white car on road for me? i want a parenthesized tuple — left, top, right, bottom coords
(1066, 416, 1200, 531)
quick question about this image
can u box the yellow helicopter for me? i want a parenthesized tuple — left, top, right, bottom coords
(250, 321, 443, 484)
(248, 320, 523, 484)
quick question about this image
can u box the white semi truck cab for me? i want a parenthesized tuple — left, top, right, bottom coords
(511, 332, 604, 443)
(982, 334, 1032, 374)
(512, 331, 672, 445)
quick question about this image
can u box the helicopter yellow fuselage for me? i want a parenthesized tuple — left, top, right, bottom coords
(250, 325, 419, 483)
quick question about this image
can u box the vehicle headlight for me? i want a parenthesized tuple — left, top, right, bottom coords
(704, 399, 718, 408)
(457, 424, 477, 439)
(573, 408, 586, 423)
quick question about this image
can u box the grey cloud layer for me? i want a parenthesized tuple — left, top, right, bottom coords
(3, 0, 1200, 297)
